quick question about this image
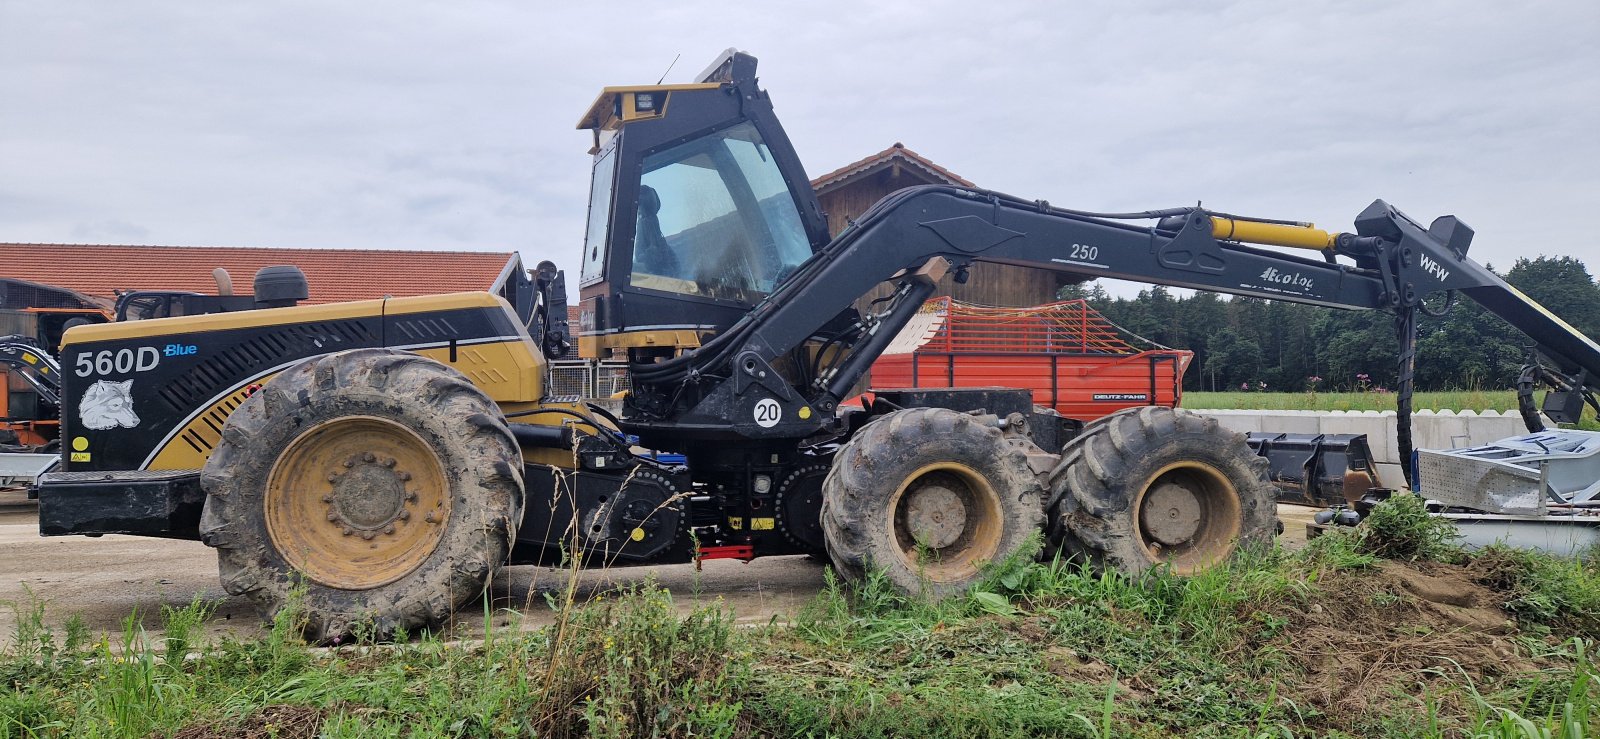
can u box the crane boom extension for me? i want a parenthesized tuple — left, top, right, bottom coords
(624, 185, 1600, 452)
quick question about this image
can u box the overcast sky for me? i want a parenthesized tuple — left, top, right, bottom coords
(3, 1, 1596, 298)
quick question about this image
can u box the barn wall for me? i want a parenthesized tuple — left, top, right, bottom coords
(816, 168, 1064, 309)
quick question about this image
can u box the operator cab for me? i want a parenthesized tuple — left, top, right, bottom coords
(575, 50, 830, 361)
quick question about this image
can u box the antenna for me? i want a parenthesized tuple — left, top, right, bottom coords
(655, 53, 681, 85)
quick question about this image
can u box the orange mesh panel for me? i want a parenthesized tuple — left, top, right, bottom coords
(916, 297, 1138, 355)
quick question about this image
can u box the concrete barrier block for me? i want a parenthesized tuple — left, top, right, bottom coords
(1266, 411, 1320, 434)
(1320, 412, 1399, 463)
(1191, 409, 1261, 435)
(1470, 411, 1528, 443)
(1415, 409, 1475, 450)
(1182, 407, 1544, 474)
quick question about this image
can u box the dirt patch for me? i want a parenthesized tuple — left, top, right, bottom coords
(170, 704, 330, 739)
(1263, 559, 1530, 715)
(1042, 645, 1116, 681)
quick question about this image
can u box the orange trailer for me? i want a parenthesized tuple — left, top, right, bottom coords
(868, 297, 1192, 421)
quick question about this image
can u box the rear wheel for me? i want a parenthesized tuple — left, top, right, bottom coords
(821, 408, 1044, 598)
(199, 349, 523, 641)
(1048, 406, 1273, 576)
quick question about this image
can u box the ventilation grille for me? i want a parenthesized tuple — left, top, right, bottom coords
(178, 386, 254, 455)
(157, 319, 375, 413)
(389, 317, 459, 343)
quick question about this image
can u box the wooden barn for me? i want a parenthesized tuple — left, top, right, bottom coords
(811, 143, 1069, 308)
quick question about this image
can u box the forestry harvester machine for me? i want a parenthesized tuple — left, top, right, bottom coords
(35, 51, 1600, 639)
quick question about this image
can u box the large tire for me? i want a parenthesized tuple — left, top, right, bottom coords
(1048, 407, 1273, 576)
(820, 407, 1044, 598)
(198, 349, 523, 641)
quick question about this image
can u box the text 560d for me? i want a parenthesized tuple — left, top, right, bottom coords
(74, 347, 160, 377)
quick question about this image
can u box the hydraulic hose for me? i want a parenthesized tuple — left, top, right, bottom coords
(1394, 307, 1417, 489)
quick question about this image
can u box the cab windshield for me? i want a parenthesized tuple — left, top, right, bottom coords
(630, 121, 811, 301)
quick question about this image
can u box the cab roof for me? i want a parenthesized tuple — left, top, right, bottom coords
(575, 84, 720, 132)
(575, 49, 759, 132)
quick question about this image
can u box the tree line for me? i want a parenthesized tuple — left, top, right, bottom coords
(1061, 256, 1600, 393)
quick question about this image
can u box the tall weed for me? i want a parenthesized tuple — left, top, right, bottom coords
(535, 581, 741, 739)
(1359, 493, 1463, 562)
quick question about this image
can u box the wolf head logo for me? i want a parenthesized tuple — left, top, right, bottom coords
(80, 379, 140, 430)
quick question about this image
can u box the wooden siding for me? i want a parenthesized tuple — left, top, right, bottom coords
(816, 166, 1065, 310)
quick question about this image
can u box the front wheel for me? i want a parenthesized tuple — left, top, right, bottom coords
(198, 349, 523, 641)
(820, 408, 1044, 598)
(1048, 407, 1274, 576)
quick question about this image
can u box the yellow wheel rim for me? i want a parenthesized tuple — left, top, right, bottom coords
(1133, 461, 1241, 575)
(887, 462, 1003, 583)
(265, 416, 450, 590)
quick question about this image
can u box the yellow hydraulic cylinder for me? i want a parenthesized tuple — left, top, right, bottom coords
(1210, 217, 1337, 251)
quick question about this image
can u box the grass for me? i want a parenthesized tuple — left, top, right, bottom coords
(3, 505, 1599, 737)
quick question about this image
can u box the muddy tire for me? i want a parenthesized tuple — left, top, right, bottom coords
(198, 349, 523, 641)
(1048, 406, 1273, 576)
(820, 407, 1044, 598)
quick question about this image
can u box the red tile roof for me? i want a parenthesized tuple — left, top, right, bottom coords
(0, 243, 519, 305)
(810, 142, 976, 193)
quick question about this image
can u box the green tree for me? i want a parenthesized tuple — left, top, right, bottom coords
(1179, 292, 1229, 390)
(1505, 256, 1600, 339)
(1415, 299, 1521, 389)
(1312, 309, 1397, 390)
(1207, 327, 1264, 390)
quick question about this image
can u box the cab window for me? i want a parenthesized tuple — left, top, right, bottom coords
(579, 147, 618, 286)
(629, 121, 811, 302)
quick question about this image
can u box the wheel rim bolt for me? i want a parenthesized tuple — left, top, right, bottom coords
(424, 512, 437, 524)
(362, 452, 376, 462)
(398, 510, 410, 521)
(405, 492, 417, 503)
(399, 472, 412, 482)
(322, 494, 333, 503)
(383, 458, 396, 468)
(383, 525, 395, 535)
(326, 512, 338, 521)
(341, 527, 353, 536)
(361, 531, 375, 540)
(326, 473, 339, 483)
